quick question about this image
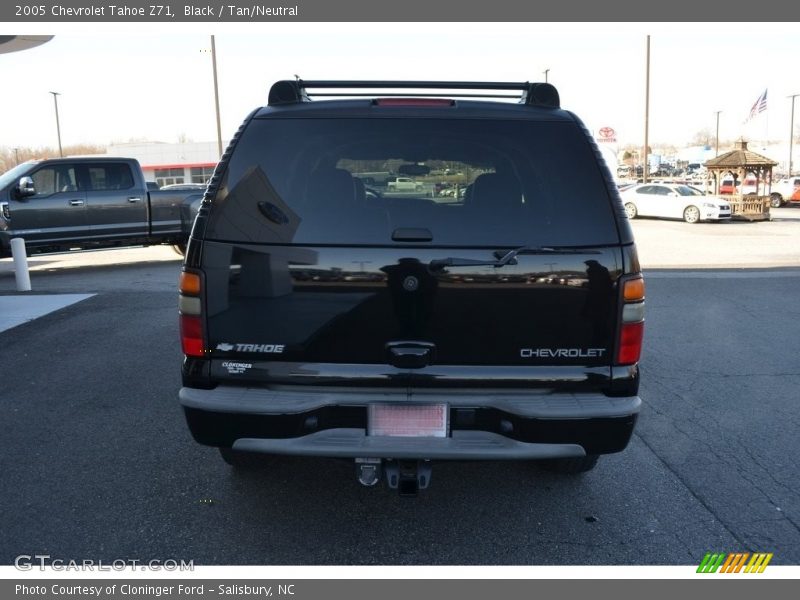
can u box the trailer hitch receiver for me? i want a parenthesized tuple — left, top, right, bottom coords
(385, 460, 432, 497)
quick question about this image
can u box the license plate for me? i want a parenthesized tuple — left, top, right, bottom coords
(368, 404, 448, 438)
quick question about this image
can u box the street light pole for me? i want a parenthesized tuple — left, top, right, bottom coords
(49, 91, 62, 157)
(788, 94, 798, 176)
(211, 35, 223, 158)
(714, 110, 722, 157)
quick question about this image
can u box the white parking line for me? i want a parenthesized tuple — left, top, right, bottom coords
(0, 294, 95, 333)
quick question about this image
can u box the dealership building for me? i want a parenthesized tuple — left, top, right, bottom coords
(105, 141, 226, 187)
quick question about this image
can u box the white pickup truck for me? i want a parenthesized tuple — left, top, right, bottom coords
(386, 177, 424, 192)
(769, 176, 800, 207)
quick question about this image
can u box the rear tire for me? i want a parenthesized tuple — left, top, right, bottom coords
(219, 447, 263, 469)
(539, 454, 599, 474)
(683, 205, 700, 223)
(624, 202, 637, 219)
(172, 242, 187, 256)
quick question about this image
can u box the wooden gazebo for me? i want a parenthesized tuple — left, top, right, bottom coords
(703, 139, 777, 220)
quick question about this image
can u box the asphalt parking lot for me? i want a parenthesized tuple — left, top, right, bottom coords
(0, 211, 799, 565)
(631, 207, 800, 269)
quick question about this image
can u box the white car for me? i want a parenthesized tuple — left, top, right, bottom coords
(620, 183, 732, 224)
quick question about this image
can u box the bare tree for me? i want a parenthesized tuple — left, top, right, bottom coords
(691, 128, 713, 146)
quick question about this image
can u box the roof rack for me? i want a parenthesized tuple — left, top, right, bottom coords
(267, 80, 560, 109)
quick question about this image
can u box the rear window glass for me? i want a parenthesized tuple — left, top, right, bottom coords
(206, 118, 619, 247)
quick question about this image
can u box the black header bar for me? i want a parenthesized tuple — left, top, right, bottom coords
(2, 0, 799, 22)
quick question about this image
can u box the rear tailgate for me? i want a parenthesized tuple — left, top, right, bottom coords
(202, 243, 622, 390)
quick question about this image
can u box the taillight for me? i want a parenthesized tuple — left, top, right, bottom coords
(617, 275, 645, 365)
(179, 270, 204, 357)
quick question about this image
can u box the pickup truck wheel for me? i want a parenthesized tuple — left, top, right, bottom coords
(219, 447, 264, 469)
(172, 243, 187, 256)
(770, 193, 784, 208)
(539, 454, 599, 474)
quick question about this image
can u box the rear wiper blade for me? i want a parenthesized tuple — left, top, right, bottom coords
(428, 246, 600, 271)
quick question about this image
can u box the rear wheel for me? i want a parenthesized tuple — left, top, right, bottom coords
(624, 202, 637, 219)
(683, 205, 700, 223)
(172, 242, 187, 256)
(770, 193, 784, 208)
(540, 454, 599, 474)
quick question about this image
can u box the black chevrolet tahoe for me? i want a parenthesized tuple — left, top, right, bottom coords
(178, 80, 644, 494)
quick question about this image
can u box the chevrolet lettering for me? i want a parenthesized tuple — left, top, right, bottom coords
(178, 79, 645, 494)
(520, 348, 607, 358)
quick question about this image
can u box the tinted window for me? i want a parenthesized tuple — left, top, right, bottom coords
(31, 165, 78, 196)
(87, 163, 134, 191)
(207, 118, 620, 247)
(675, 185, 702, 196)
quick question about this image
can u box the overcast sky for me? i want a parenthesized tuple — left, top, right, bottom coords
(1, 22, 797, 151)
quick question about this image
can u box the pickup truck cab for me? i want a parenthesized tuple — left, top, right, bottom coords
(0, 157, 203, 255)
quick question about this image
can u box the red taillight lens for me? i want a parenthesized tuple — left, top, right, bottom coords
(617, 321, 644, 365)
(616, 275, 645, 366)
(180, 314, 204, 357)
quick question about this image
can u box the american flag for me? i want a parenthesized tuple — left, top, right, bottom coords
(746, 89, 768, 122)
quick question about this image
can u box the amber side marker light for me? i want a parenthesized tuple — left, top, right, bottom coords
(617, 275, 645, 365)
(623, 277, 645, 302)
(179, 272, 201, 295)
